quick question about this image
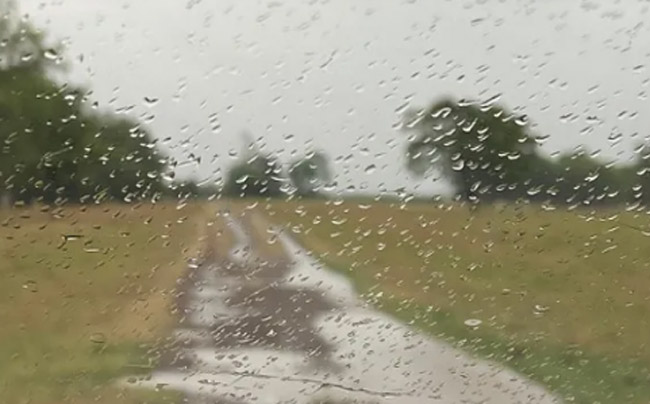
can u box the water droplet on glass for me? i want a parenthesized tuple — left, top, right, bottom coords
(364, 164, 377, 174)
(144, 96, 159, 107)
(89, 332, 107, 344)
(22, 280, 38, 293)
(533, 304, 549, 314)
(514, 115, 528, 126)
(464, 318, 482, 328)
(43, 48, 59, 61)
(451, 160, 465, 171)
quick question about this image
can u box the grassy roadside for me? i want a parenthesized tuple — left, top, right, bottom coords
(259, 198, 650, 404)
(0, 201, 218, 404)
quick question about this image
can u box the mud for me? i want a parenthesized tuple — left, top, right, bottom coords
(126, 212, 560, 404)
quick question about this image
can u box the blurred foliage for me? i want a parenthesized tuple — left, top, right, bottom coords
(2, 0, 644, 208)
(0, 0, 172, 206)
(223, 139, 334, 198)
(404, 97, 640, 206)
(223, 150, 286, 197)
(288, 150, 332, 197)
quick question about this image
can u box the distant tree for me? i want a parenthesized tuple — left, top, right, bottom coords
(288, 151, 332, 197)
(630, 144, 650, 205)
(0, 0, 168, 205)
(403, 97, 544, 202)
(547, 152, 634, 206)
(224, 152, 285, 197)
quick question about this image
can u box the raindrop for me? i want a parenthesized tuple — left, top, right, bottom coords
(533, 304, 549, 314)
(395, 102, 410, 114)
(534, 134, 550, 146)
(527, 186, 543, 196)
(144, 96, 159, 107)
(89, 332, 107, 344)
(451, 160, 465, 171)
(464, 318, 482, 328)
(585, 172, 600, 183)
(514, 115, 528, 126)
(22, 280, 38, 293)
(608, 132, 623, 144)
(43, 48, 59, 61)
(331, 217, 347, 225)
(364, 164, 377, 174)
(480, 93, 502, 108)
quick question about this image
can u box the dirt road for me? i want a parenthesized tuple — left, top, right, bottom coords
(129, 211, 559, 403)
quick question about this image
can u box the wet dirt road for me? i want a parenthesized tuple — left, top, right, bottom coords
(130, 213, 560, 404)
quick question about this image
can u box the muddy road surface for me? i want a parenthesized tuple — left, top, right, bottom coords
(130, 212, 559, 404)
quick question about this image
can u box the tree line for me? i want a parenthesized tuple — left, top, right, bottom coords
(222, 139, 332, 198)
(403, 97, 649, 207)
(0, 0, 332, 206)
(1, 0, 647, 207)
(224, 96, 649, 208)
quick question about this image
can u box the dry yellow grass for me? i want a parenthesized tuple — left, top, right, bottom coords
(260, 198, 650, 403)
(0, 201, 222, 404)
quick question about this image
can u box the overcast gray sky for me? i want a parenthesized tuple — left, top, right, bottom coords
(21, 0, 650, 196)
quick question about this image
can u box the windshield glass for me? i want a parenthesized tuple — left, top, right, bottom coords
(2, 1, 648, 403)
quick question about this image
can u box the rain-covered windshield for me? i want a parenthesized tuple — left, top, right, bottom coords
(2, 1, 649, 403)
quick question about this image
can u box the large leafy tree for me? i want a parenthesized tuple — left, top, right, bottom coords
(403, 97, 544, 202)
(0, 0, 167, 205)
(403, 97, 638, 206)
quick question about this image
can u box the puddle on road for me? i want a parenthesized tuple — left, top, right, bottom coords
(126, 214, 560, 404)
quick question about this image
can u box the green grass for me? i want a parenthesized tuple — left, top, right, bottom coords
(259, 199, 650, 403)
(0, 202, 216, 404)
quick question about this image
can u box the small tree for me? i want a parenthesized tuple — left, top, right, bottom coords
(288, 151, 332, 197)
(224, 153, 285, 198)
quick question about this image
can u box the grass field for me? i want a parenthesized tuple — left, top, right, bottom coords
(0, 201, 217, 404)
(259, 198, 650, 404)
